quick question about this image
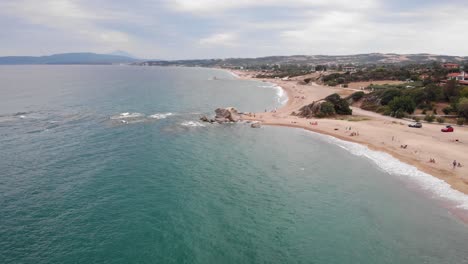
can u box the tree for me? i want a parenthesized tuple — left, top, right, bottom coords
(460, 86, 468, 98)
(388, 96, 416, 115)
(319, 102, 335, 117)
(458, 98, 468, 118)
(424, 84, 443, 102)
(325, 93, 352, 115)
(380, 89, 402, 105)
(443, 79, 460, 100)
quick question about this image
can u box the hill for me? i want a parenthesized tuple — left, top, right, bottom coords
(0, 52, 139, 65)
(138, 53, 468, 68)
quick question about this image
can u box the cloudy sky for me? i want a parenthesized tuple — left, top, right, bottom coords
(0, 0, 467, 59)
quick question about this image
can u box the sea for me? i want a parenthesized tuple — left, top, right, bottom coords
(0, 65, 467, 264)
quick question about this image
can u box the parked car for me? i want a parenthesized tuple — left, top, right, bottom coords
(441, 125, 454, 132)
(408, 122, 422, 128)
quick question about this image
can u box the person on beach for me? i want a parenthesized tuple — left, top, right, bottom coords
(458, 162, 462, 168)
(453, 160, 457, 169)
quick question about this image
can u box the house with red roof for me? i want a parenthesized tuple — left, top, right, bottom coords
(442, 63, 459, 69)
(446, 71, 468, 85)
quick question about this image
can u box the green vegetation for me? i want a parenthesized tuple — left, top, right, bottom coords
(424, 114, 436, 123)
(317, 102, 335, 117)
(388, 96, 415, 117)
(325, 94, 353, 115)
(459, 98, 468, 118)
(350, 91, 365, 101)
(298, 93, 352, 118)
(358, 67, 468, 121)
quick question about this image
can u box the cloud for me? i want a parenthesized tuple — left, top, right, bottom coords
(170, 0, 379, 13)
(0, 0, 134, 49)
(0, 0, 467, 58)
(199, 33, 238, 46)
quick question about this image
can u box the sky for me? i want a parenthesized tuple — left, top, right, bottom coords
(0, 0, 467, 59)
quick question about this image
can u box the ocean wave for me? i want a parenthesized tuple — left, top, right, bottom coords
(308, 131, 468, 210)
(228, 71, 240, 79)
(259, 83, 288, 106)
(181, 121, 206, 127)
(110, 112, 145, 120)
(149, 113, 173, 119)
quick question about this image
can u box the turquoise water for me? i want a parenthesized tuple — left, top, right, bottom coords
(0, 66, 467, 263)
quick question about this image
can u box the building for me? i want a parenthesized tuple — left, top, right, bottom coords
(446, 71, 468, 85)
(442, 63, 459, 69)
(343, 66, 357, 72)
(447, 71, 466, 81)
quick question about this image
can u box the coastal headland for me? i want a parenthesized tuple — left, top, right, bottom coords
(228, 69, 468, 203)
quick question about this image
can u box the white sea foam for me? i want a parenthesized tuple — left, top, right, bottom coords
(110, 112, 144, 119)
(228, 71, 240, 79)
(259, 83, 288, 106)
(305, 130, 468, 210)
(181, 121, 206, 127)
(149, 113, 173, 119)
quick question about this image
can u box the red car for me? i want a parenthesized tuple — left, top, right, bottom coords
(441, 125, 454, 132)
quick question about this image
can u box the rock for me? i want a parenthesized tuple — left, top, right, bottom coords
(200, 115, 209, 122)
(297, 100, 327, 118)
(251, 122, 261, 128)
(214, 107, 240, 122)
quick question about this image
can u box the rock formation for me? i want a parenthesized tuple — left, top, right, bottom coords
(201, 107, 240, 124)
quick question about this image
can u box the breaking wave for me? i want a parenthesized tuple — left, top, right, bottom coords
(110, 112, 145, 120)
(307, 130, 468, 210)
(149, 113, 173, 119)
(181, 121, 206, 127)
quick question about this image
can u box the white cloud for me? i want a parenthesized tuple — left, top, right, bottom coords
(0, 0, 132, 45)
(170, 0, 379, 13)
(199, 33, 238, 46)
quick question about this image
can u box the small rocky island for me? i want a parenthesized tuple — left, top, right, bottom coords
(200, 107, 261, 128)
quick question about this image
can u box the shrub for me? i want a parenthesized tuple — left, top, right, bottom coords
(413, 116, 421, 122)
(351, 91, 365, 101)
(388, 96, 416, 114)
(461, 87, 468, 98)
(319, 102, 336, 117)
(394, 110, 405, 118)
(381, 89, 402, 105)
(457, 118, 466, 126)
(432, 108, 437, 114)
(343, 84, 349, 88)
(459, 98, 468, 118)
(424, 114, 435, 123)
(325, 93, 352, 115)
(436, 117, 445, 123)
(442, 106, 452, 115)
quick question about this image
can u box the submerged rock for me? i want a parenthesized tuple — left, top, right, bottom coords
(251, 122, 261, 128)
(200, 115, 209, 122)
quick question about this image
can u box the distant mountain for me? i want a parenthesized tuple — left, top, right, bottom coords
(0, 52, 139, 65)
(108, 50, 137, 59)
(138, 53, 468, 67)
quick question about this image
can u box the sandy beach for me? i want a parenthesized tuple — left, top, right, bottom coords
(231, 70, 468, 200)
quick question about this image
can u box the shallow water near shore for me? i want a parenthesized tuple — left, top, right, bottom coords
(1, 66, 468, 263)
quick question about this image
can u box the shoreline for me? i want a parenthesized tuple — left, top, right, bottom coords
(226, 68, 468, 216)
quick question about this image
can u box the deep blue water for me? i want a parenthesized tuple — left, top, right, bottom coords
(0, 66, 467, 264)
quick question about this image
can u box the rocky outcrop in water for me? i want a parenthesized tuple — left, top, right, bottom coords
(201, 107, 240, 124)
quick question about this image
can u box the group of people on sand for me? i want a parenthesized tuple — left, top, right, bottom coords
(310, 121, 318, 126)
(400, 144, 408, 149)
(345, 127, 359, 136)
(453, 160, 463, 168)
(431, 159, 463, 168)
